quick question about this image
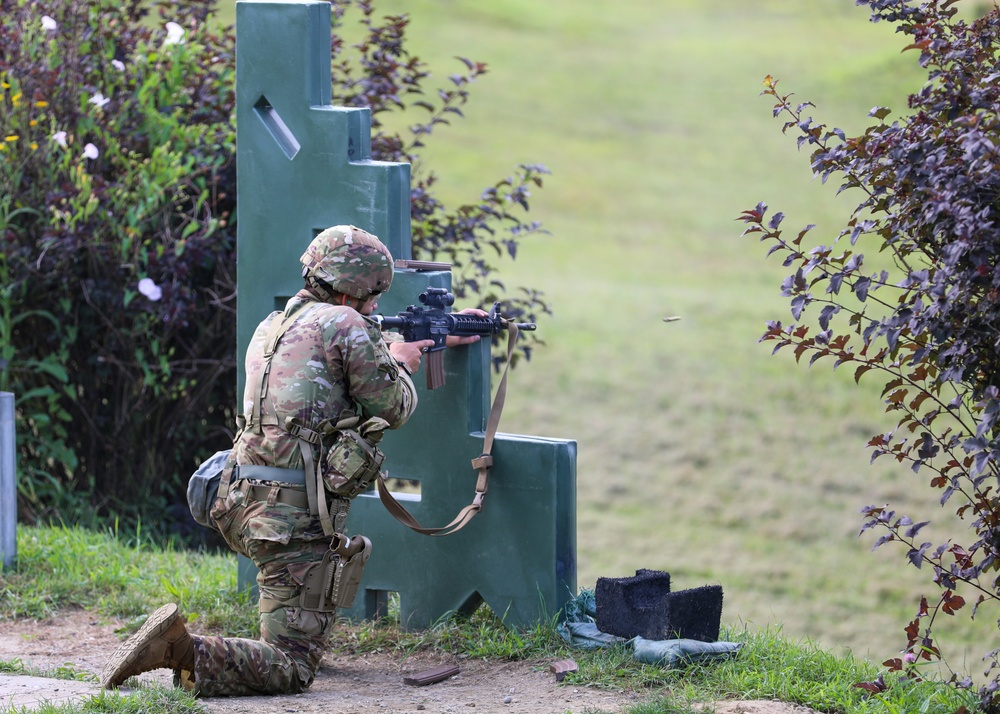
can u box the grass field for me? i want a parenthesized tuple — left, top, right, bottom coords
(2, 525, 979, 714)
(212, 0, 997, 679)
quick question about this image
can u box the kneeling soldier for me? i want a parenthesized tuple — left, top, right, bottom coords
(101, 226, 482, 695)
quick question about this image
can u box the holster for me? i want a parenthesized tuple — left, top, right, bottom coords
(299, 533, 372, 612)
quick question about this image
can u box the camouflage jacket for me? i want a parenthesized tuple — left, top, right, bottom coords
(234, 290, 417, 469)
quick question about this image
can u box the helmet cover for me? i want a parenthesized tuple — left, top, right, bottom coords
(300, 225, 394, 300)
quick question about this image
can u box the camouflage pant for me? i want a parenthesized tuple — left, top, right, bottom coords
(192, 483, 337, 697)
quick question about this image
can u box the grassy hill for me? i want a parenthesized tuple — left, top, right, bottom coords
(210, 0, 995, 678)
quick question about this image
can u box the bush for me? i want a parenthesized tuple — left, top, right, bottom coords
(0, 0, 238, 533)
(0, 0, 548, 538)
(740, 1, 1000, 708)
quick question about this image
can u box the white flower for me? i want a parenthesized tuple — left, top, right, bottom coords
(41, 16, 57, 31)
(164, 22, 185, 46)
(88, 92, 110, 109)
(111, 59, 125, 72)
(51, 131, 67, 148)
(82, 143, 99, 160)
(138, 278, 163, 302)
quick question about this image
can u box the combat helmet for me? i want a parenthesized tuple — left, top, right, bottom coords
(300, 225, 394, 301)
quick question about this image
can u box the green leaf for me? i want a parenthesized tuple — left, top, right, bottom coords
(14, 386, 56, 404)
(23, 359, 69, 383)
(11, 309, 60, 329)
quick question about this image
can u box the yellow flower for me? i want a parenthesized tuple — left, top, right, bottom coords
(33, 100, 48, 108)
(30, 142, 38, 150)
(4, 135, 18, 142)
(0, 82, 8, 89)
(11, 93, 21, 106)
(29, 120, 37, 127)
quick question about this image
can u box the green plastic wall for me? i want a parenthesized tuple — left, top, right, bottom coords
(235, 0, 576, 629)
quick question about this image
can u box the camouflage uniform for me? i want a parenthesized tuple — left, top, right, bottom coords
(191, 227, 416, 696)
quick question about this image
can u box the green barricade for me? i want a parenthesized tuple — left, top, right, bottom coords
(235, 0, 576, 628)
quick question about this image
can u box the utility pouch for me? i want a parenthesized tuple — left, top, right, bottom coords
(323, 417, 389, 499)
(298, 534, 372, 611)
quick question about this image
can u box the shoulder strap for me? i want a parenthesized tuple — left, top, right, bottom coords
(248, 298, 312, 435)
(285, 417, 337, 536)
(222, 300, 311, 503)
(234, 297, 339, 533)
(376, 322, 520, 536)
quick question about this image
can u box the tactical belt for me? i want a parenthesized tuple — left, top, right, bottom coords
(231, 466, 310, 509)
(236, 482, 310, 510)
(236, 465, 306, 485)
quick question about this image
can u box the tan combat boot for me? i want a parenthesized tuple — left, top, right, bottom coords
(100, 603, 196, 689)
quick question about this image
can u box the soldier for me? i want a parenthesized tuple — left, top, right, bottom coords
(100, 225, 485, 696)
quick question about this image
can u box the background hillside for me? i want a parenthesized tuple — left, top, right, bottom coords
(217, 0, 993, 674)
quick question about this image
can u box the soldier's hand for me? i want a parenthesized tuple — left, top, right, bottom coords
(389, 339, 434, 374)
(445, 308, 489, 347)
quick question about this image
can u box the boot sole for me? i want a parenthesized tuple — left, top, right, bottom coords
(100, 603, 180, 689)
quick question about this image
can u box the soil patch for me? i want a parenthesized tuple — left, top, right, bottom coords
(0, 609, 819, 714)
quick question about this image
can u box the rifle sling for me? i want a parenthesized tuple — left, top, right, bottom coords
(377, 322, 520, 536)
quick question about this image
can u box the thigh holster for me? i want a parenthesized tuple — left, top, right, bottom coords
(299, 533, 372, 612)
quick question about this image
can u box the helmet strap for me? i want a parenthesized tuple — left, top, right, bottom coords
(305, 275, 337, 303)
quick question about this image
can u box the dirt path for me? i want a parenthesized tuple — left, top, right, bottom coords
(0, 609, 820, 714)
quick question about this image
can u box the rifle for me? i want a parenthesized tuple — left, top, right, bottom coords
(374, 287, 536, 389)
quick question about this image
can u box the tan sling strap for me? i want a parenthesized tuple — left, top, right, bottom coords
(376, 322, 520, 536)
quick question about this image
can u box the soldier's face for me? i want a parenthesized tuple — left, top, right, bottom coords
(359, 295, 378, 315)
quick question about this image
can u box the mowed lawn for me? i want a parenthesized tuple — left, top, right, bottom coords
(214, 0, 996, 675)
